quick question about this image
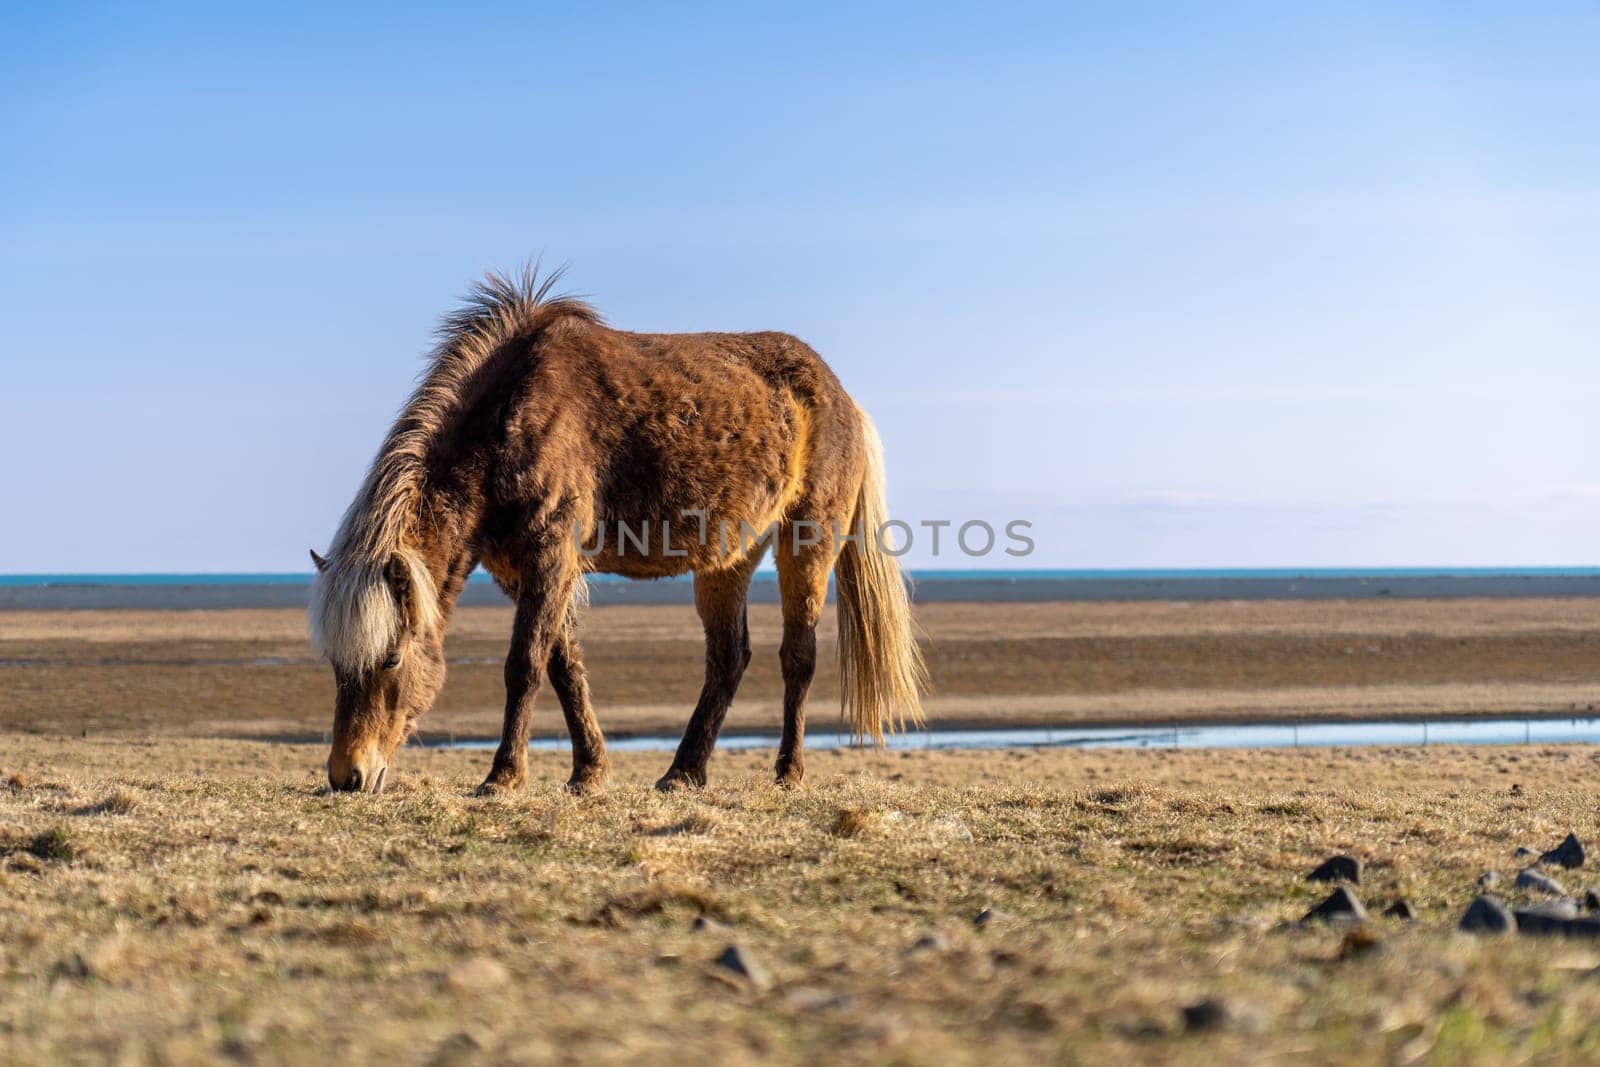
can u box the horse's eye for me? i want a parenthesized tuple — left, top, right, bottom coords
(381, 652, 402, 671)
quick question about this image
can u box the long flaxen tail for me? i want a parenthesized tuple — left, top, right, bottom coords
(834, 408, 929, 743)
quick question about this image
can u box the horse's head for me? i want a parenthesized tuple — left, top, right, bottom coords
(308, 548, 446, 793)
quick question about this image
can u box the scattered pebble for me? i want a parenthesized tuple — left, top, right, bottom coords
(1306, 855, 1361, 885)
(692, 915, 728, 934)
(443, 957, 510, 993)
(783, 987, 852, 1013)
(1514, 846, 1538, 860)
(1542, 833, 1586, 870)
(1459, 895, 1515, 934)
(1477, 871, 1502, 890)
(974, 906, 1012, 929)
(1517, 899, 1580, 921)
(1515, 868, 1567, 896)
(1182, 997, 1231, 1033)
(1302, 887, 1367, 924)
(1383, 899, 1417, 921)
(905, 932, 951, 955)
(1513, 912, 1600, 939)
(428, 1031, 482, 1066)
(1585, 889, 1600, 912)
(713, 944, 771, 991)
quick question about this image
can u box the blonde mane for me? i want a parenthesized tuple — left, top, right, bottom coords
(309, 264, 599, 670)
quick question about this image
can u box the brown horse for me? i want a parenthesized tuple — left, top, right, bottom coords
(309, 266, 925, 795)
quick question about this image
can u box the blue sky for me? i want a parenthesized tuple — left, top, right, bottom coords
(4, 3, 1598, 570)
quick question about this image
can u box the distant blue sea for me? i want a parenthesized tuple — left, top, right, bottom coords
(3, 567, 1599, 587)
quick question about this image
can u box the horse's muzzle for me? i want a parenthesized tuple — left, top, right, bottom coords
(329, 760, 387, 794)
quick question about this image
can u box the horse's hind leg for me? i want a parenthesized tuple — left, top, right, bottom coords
(656, 554, 760, 791)
(773, 523, 832, 788)
(547, 608, 609, 795)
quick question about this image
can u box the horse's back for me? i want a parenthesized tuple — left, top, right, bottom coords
(510, 323, 861, 576)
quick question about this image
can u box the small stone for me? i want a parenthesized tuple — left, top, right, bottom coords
(1542, 833, 1586, 870)
(1459, 895, 1515, 934)
(1584, 889, 1600, 912)
(1182, 997, 1231, 1033)
(1517, 899, 1580, 921)
(783, 987, 852, 1013)
(692, 915, 727, 933)
(713, 944, 771, 991)
(1306, 855, 1362, 885)
(905, 932, 950, 955)
(1302, 886, 1367, 924)
(1515, 868, 1567, 896)
(1514, 913, 1600, 939)
(973, 906, 1012, 929)
(1514, 847, 1539, 860)
(1383, 899, 1417, 921)
(427, 1032, 482, 1067)
(1477, 871, 1502, 890)
(443, 957, 510, 993)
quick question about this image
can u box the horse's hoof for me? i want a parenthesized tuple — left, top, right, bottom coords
(654, 769, 704, 792)
(775, 768, 805, 790)
(564, 767, 610, 797)
(474, 772, 524, 797)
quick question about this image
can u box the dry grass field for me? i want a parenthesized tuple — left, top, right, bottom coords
(5, 736, 1600, 1064)
(4, 597, 1600, 740)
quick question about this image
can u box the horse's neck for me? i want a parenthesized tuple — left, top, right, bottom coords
(410, 485, 478, 627)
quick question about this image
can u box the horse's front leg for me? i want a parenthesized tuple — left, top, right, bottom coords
(478, 569, 574, 796)
(547, 616, 609, 795)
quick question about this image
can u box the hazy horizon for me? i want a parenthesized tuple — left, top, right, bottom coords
(6, 4, 1599, 571)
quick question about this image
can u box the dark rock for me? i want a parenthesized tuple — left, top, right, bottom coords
(713, 944, 771, 991)
(1513, 913, 1600, 939)
(1515, 868, 1567, 896)
(692, 915, 728, 934)
(1542, 833, 1586, 870)
(1302, 886, 1367, 924)
(427, 1032, 483, 1067)
(1517, 899, 1580, 921)
(1306, 855, 1361, 885)
(974, 906, 1012, 929)
(1182, 998, 1231, 1033)
(1514, 847, 1538, 860)
(905, 932, 950, 955)
(1383, 899, 1417, 921)
(1459, 894, 1515, 934)
(1477, 871, 1502, 890)
(1584, 889, 1600, 912)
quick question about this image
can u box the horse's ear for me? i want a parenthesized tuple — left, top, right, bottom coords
(309, 549, 329, 573)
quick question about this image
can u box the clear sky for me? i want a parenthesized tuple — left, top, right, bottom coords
(4, 3, 1598, 571)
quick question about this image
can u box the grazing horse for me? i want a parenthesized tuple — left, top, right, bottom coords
(309, 267, 926, 795)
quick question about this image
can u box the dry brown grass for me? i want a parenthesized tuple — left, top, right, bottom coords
(5, 735, 1600, 1063)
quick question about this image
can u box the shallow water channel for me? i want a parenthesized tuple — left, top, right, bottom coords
(436, 717, 1600, 753)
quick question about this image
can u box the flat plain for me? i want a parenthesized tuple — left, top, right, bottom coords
(5, 738, 1600, 1064)
(5, 596, 1600, 1063)
(3, 597, 1600, 740)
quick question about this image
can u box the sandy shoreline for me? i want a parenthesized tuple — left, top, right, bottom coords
(4, 597, 1598, 742)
